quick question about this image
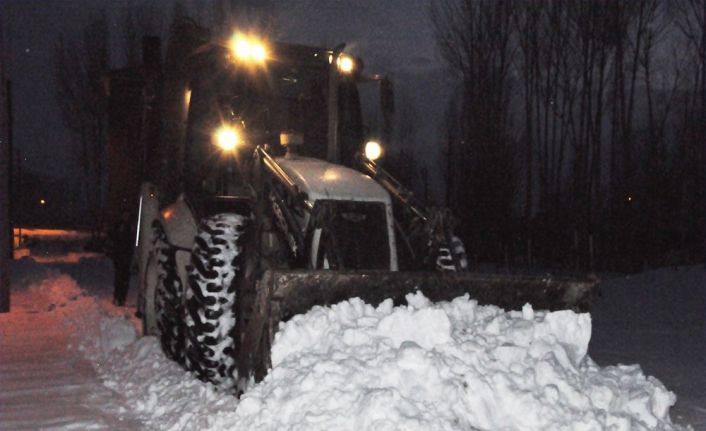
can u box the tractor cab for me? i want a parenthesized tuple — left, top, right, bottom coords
(182, 36, 376, 204)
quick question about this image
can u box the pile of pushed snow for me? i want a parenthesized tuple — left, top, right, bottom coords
(7, 245, 691, 430)
(25, 273, 85, 310)
(232, 293, 682, 431)
(99, 337, 240, 430)
(83, 289, 685, 430)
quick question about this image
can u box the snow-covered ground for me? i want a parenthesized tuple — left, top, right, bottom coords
(0, 230, 702, 430)
(589, 266, 705, 429)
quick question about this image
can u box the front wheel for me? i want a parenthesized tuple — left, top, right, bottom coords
(184, 213, 247, 390)
(436, 235, 469, 272)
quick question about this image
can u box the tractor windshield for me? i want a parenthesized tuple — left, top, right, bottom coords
(310, 200, 390, 270)
(184, 44, 364, 196)
(224, 58, 329, 159)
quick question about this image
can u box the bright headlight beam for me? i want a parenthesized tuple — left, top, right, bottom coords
(215, 126, 240, 152)
(251, 44, 266, 62)
(235, 39, 251, 58)
(365, 141, 383, 161)
(230, 33, 267, 64)
(337, 54, 355, 73)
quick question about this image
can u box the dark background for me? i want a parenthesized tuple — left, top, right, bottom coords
(2, 0, 704, 272)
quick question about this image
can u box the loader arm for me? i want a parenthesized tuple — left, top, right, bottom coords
(254, 146, 313, 259)
(358, 155, 427, 222)
(358, 155, 465, 271)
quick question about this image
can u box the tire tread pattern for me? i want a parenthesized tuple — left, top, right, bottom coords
(184, 213, 247, 390)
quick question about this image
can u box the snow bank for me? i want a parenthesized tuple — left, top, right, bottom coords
(9, 230, 692, 429)
(29, 269, 682, 430)
(26, 273, 85, 309)
(6, 269, 236, 430)
(6, 269, 138, 359)
(99, 337, 241, 431)
(233, 292, 682, 431)
(13, 228, 97, 261)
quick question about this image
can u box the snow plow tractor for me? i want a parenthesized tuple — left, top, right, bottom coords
(118, 19, 598, 394)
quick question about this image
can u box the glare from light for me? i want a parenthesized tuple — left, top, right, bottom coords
(215, 125, 241, 152)
(184, 89, 192, 109)
(364, 141, 383, 161)
(230, 33, 267, 64)
(235, 38, 250, 58)
(39, 199, 46, 205)
(251, 44, 267, 62)
(323, 170, 340, 181)
(135, 195, 143, 247)
(337, 54, 355, 73)
(280, 132, 303, 147)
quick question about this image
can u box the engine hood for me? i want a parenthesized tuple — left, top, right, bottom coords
(275, 156, 391, 204)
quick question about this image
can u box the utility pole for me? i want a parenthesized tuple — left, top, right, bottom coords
(0, 16, 10, 313)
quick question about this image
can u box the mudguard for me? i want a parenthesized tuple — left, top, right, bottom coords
(135, 183, 160, 334)
(159, 195, 198, 298)
(135, 186, 197, 335)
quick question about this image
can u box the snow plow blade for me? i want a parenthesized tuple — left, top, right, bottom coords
(237, 270, 598, 386)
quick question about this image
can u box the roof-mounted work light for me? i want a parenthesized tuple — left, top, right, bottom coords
(229, 33, 268, 64)
(364, 140, 383, 161)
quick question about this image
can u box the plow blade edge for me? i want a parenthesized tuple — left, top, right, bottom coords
(237, 270, 598, 386)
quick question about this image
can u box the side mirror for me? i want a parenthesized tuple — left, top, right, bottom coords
(280, 131, 304, 147)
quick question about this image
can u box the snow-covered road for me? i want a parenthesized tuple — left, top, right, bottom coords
(590, 266, 706, 429)
(0, 270, 142, 429)
(0, 231, 701, 430)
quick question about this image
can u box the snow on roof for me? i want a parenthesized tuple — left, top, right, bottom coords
(276, 156, 391, 204)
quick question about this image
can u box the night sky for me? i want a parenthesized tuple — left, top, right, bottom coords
(1, 0, 440, 180)
(3, 0, 117, 176)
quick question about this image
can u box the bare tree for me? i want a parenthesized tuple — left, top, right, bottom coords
(669, 0, 705, 263)
(441, 89, 462, 208)
(431, 0, 517, 261)
(513, 1, 542, 250)
(121, 0, 162, 68)
(54, 12, 110, 233)
(433, 0, 703, 269)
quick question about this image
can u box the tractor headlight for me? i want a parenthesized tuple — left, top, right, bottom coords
(229, 33, 268, 64)
(364, 140, 383, 161)
(336, 53, 355, 74)
(214, 125, 241, 152)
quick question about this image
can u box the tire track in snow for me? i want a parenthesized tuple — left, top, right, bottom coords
(0, 277, 144, 430)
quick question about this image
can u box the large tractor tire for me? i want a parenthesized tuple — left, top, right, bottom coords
(436, 235, 469, 272)
(184, 213, 247, 389)
(153, 221, 186, 364)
